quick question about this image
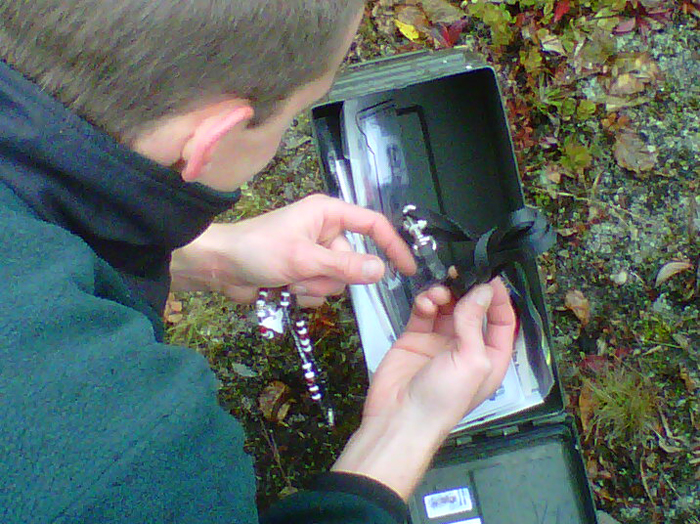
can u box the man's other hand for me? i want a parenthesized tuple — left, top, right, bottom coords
(332, 279, 516, 501)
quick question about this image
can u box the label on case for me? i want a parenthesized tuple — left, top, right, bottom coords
(423, 487, 473, 519)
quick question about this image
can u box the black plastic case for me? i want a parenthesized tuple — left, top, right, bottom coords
(311, 48, 598, 524)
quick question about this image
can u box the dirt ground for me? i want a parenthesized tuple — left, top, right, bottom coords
(166, 2, 699, 523)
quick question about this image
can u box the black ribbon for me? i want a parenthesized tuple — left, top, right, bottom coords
(401, 206, 556, 299)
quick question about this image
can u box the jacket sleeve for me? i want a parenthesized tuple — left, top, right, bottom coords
(262, 472, 408, 524)
(0, 201, 406, 524)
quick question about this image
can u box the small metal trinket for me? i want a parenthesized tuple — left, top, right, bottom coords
(402, 204, 448, 284)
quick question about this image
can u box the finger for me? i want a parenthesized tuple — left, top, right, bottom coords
(297, 295, 326, 308)
(433, 292, 458, 337)
(296, 243, 387, 285)
(290, 277, 346, 297)
(404, 285, 452, 334)
(425, 285, 452, 307)
(404, 293, 438, 334)
(320, 198, 417, 276)
(483, 278, 517, 353)
(328, 234, 353, 253)
(220, 285, 259, 304)
(289, 235, 353, 296)
(452, 284, 494, 361)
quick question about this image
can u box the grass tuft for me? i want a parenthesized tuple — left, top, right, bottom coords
(587, 367, 659, 446)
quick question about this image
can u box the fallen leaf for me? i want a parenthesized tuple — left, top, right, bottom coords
(431, 17, 469, 48)
(579, 381, 596, 434)
(231, 362, 259, 378)
(604, 94, 651, 112)
(610, 270, 628, 285)
(421, 0, 463, 24)
(572, 29, 616, 77)
(164, 293, 184, 324)
(543, 163, 562, 184)
(553, 0, 571, 23)
(565, 289, 591, 326)
(613, 131, 658, 173)
(558, 227, 578, 237)
(607, 72, 648, 96)
(278, 486, 299, 498)
(539, 31, 567, 55)
(613, 17, 637, 34)
(680, 364, 698, 392)
(654, 261, 693, 287)
(609, 52, 662, 88)
(396, 5, 431, 41)
(258, 381, 293, 423)
(395, 18, 423, 41)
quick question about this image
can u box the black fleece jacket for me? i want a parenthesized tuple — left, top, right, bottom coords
(0, 59, 406, 524)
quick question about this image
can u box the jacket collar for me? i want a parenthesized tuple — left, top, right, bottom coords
(0, 59, 239, 313)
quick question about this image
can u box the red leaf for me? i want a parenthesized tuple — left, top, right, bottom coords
(579, 354, 610, 374)
(613, 17, 637, 34)
(553, 0, 571, 23)
(431, 18, 469, 48)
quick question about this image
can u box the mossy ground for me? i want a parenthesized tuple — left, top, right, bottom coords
(167, 2, 699, 522)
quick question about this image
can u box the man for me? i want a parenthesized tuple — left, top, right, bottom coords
(0, 1, 516, 523)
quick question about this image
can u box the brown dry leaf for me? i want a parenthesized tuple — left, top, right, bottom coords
(538, 28, 567, 56)
(565, 289, 591, 326)
(541, 163, 562, 184)
(679, 364, 698, 392)
(607, 72, 648, 96)
(603, 94, 651, 112)
(164, 293, 184, 324)
(608, 52, 662, 91)
(579, 381, 596, 435)
(420, 0, 463, 24)
(572, 29, 616, 77)
(258, 381, 293, 423)
(654, 260, 693, 287)
(613, 131, 658, 173)
(278, 486, 299, 498)
(396, 5, 431, 41)
(372, 0, 402, 37)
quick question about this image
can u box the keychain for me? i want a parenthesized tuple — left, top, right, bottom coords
(255, 289, 335, 427)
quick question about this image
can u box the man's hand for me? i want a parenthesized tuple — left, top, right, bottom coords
(332, 279, 516, 501)
(169, 194, 416, 305)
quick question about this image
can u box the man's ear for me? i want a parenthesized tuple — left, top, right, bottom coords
(181, 104, 255, 182)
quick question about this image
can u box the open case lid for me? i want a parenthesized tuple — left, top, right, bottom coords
(312, 49, 566, 434)
(408, 423, 598, 524)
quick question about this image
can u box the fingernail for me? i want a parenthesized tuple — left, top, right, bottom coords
(473, 285, 494, 307)
(362, 259, 384, 280)
(292, 285, 307, 295)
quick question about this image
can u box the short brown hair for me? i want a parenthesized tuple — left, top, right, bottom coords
(0, 0, 364, 140)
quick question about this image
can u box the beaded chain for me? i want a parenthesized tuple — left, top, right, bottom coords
(255, 289, 335, 426)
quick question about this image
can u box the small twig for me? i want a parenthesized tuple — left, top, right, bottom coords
(639, 456, 656, 503)
(589, 167, 604, 203)
(258, 417, 293, 488)
(530, 187, 654, 225)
